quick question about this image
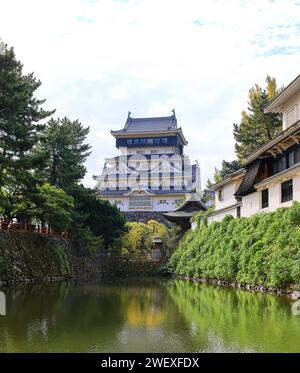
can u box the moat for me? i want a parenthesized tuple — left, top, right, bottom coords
(0, 278, 300, 352)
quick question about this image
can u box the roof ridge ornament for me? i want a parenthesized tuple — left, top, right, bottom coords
(124, 111, 132, 131)
(170, 109, 177, 128)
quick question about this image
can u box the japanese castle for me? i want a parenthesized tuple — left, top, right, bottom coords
(94, 111, 201, 213)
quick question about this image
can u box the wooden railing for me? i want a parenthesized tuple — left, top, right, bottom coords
(0, 218, 68, 239)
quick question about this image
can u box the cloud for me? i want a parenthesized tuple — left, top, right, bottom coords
(0, 0, 300, 188)
(75, 16, 96, 23)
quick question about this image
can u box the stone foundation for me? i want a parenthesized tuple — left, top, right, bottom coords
(0, 231, 166, 286)
(173, 274, 300, 300)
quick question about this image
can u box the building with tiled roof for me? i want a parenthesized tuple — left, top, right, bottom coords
(207, 73, 300, 224)
(94, 111, 201, 213)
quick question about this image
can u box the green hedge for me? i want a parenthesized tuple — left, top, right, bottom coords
(168, 202, 300, 288)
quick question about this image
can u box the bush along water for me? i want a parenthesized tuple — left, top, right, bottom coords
(168, 202, 300, 290)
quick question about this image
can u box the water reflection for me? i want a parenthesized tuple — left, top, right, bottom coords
(167, 280, 300, 352)
(0, 278, 299, 352)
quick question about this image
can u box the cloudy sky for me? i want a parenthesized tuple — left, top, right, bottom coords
(1, 0, 300, 188)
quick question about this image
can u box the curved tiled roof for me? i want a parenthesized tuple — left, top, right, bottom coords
(110, 113, 188, 145)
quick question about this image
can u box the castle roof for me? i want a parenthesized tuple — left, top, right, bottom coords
(110, 112, 188, 145)
(162, 192, 206, 228)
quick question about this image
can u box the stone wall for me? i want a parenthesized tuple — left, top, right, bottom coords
(0, 231, 165, 286)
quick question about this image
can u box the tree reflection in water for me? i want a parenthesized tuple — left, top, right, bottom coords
(0, 278, 300, 352)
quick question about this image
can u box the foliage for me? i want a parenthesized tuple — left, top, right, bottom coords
(35, 183, 74, 233)
(168, 202, 300, 287)
(121, 220, 179, 257)
(207, 159, 242, 187)
(0, 256, 8, 279)
(0, 41, 54, 220)
(38, 117, 91, 193)
(233, 76, 282, 163)
(54, 245, 71, 276)
(0, 40, 126, 254)
(69, 186, 127, 251)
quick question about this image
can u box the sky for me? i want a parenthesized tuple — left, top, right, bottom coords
(0, 0, 300, 188)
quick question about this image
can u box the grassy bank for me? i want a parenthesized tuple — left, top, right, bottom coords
(168, 202, 300, 288)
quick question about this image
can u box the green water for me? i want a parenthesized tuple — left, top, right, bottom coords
(0, 278, 300, 352)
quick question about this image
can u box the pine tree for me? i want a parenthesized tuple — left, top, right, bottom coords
(206, 159, 242, 187)
(39, 117, 91, 193)
(233, 76, 282, 163)
(0, 41, 54, 220)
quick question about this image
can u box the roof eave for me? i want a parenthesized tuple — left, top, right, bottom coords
(264, 74, 300, 113)
(110, 128, 188, 145)
(245, 119, 300, 164)
(208, 169, 246, 191)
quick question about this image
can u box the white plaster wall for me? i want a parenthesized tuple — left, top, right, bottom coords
(241, 192, 260, 218)
(152, 196, 185, 212)
(214, 181, 237, 210)
(208, 172, 300, 224)
(241, 175, 300, 217)
(282, 92, 300, 129)
(207, 206, 238, 224)
(100, 197, 129, 211)
(100, 195, 187, 212)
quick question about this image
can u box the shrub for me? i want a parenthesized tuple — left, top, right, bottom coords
(122, 220, 179, 257)
(168, 202, 300, 288)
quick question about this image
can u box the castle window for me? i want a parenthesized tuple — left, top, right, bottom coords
(140, 138, 147, 145)
(281, 179, 293, 203)
(154, 138, 160, 145)
(278, 156, 287, 173)
(147, 138, 153, 145)
(261, 189, 269, 209)
(127, 139, 132, 145)
(288, 151, 295, 168)
(133, 139, 139, 145)
(218, 189, 223, 201)
(162, 137, 168, 144)
(286, 105, 297, 127)
(159, 200, 167, 204)
(295, 148, 300, 164)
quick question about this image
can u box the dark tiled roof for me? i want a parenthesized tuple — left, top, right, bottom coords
(172, 193, 207, 212)
(235, 159, 262, 197)
(113, 115, 177, 134)
(99, 188, 190, 196)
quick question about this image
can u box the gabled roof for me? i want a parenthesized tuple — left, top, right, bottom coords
(171, 192, 207, 212)
(264, 74, 300, 113)
(98, 188, 191, 196)
(116, 115, 178, 133)
(208, 168, 246, 191)
(110, 113, 188, 145)
(235, 159, 262, 197)
(162, 193, 206, 225)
